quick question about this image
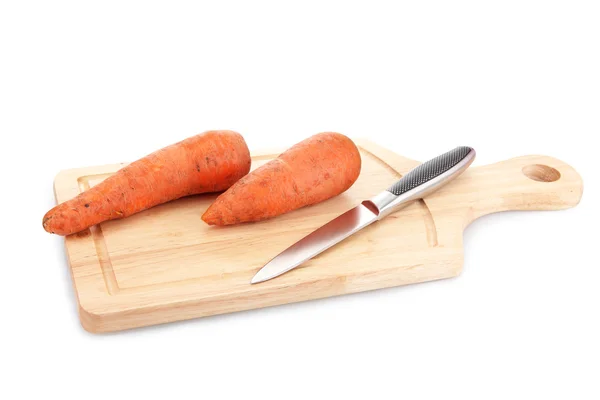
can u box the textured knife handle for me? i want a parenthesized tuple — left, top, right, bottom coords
(387, 146, 474, 196)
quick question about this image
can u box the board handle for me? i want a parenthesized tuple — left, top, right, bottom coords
(454, 155, 584, 224)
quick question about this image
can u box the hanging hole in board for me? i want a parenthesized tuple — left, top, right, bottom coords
(522, 164, 561, 182)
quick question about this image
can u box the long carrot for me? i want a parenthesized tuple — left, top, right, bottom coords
(43, 130, 251, 235)
(201, 132, 361, 226)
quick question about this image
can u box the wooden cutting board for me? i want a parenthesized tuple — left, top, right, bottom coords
(53, 139, 583, 333)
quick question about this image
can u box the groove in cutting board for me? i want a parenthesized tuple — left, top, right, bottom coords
(77, 176, 119, 295)
(419, 199, 439, 247)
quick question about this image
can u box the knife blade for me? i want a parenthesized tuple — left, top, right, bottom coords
(250, 145, 476, 284)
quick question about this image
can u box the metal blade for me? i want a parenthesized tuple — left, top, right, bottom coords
(251, 203, 379, 284)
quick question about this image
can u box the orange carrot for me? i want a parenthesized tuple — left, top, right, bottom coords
(201, 132, 361, 226)
(43, 130, 251, 235)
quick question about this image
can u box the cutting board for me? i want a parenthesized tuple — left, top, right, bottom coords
(53, 139, 583, 333)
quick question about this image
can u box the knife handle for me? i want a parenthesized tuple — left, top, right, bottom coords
(365, 146, 476, 219)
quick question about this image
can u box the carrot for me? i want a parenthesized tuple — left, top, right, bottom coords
(43, 130, 251, 235)
(201, 132, 361, 226)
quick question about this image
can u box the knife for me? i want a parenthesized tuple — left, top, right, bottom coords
(250, 146, 476, 284)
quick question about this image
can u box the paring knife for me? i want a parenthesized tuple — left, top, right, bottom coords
(251, 146, 476, 284)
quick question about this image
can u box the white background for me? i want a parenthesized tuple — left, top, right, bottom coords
(1, 1, 598, 399)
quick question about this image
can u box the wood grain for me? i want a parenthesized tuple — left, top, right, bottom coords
(52, 139, 583, 333)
